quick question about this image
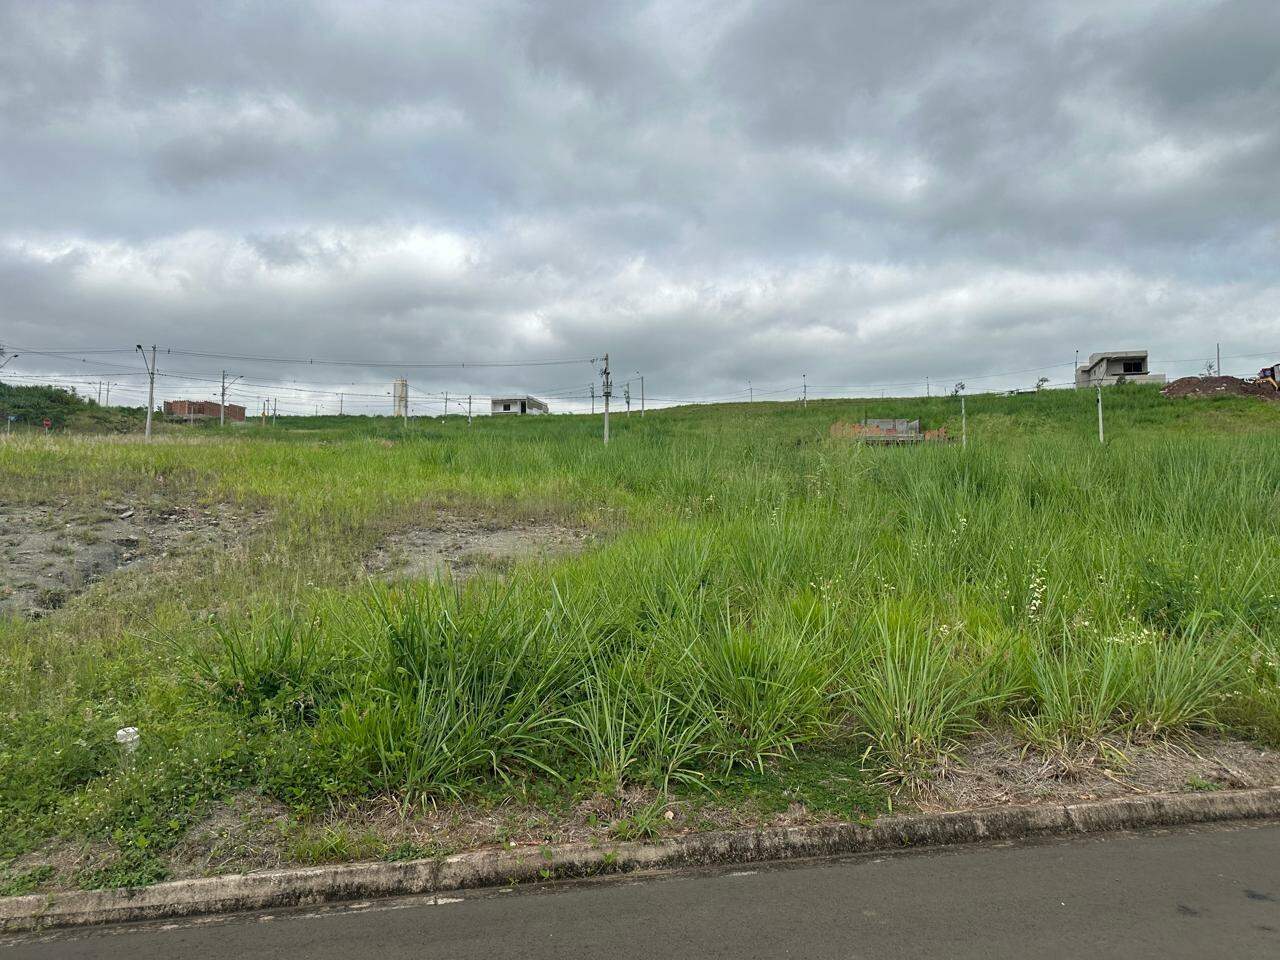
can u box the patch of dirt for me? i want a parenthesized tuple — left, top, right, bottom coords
(166, 793, 292, 880)
(919, 731, 1280, 812)
(1163, 375, 1280, 401)
(0, 498, 268, 618)
(2, 837, 118, 894)
(366, 509, 593, 583)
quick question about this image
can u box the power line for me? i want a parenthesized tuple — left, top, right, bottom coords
(162, 348, 596, 369)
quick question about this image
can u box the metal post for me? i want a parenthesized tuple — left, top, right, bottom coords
(961, 396, 967, 448)
(1096, 384, 1104, 445)
(602, 353, 611, 445)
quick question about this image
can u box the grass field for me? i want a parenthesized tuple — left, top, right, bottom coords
(3, 384, 1280, 890)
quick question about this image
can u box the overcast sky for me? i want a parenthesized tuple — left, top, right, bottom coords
(2, 0, 1278, 413)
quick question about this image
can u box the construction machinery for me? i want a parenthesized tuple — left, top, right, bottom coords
(1257, 365, 1279, 391)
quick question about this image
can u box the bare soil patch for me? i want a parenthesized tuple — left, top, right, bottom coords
(0, 499, 267, 618)
(920, 731, 1280, 812)
(1163, 375, 1280, 401)
(367, 509, 593, 583)
(166, 793, 293, 880)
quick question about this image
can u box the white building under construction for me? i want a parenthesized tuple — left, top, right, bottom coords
(491, 396, 548, 415)
(1075, 351, 1166, 388)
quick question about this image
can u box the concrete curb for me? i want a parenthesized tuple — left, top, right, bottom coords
(4, 786, 1279, 932)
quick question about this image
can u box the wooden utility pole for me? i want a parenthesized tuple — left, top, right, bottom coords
(1096, 384, 1104, 445)
(961, 395, 967, 448)
(802, 374, 807, 408)
(602, 353, 611, 445)
(748, 380, 753, 403)
(137, 345, 157, 440)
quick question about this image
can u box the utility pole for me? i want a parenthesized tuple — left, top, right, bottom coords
(602, 353, 611, 445)
(802, 374, 807, 408)
(590, 382, 595, 415)
(105, 382, 113, 405)
(624, 382, 631, 416)
(467, 394, 473, 426)
(926, 376, 930, 398)
(443, 391, 448, 419)
(1096, 384, 1104, 445)
(272, 398, 277, 426)
(1216, 342, 1221, 376)
(339, 393, 343, 415)
(136, 345, 157, 440)
(639, 374, 645, 416)
(961, 395, 967, 448)
(749, 380, 753, 403)
(219, 370, 241, 427)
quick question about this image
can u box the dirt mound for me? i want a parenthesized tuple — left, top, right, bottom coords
(1162, 375, 1280, 401)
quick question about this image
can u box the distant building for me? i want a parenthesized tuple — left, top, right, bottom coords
(1075, 351, 1166, 388)
(491, 396, 549, 415)
(163, 400, 245, 422)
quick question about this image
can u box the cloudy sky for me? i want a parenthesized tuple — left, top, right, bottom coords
(1, 0, 1278, 413)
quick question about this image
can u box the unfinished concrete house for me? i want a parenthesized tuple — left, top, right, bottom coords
(163, 400, 246, 422)
(490, 396, 549, 415)
(1075, 351, 1166, 388)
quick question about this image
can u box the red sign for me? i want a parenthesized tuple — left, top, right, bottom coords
(42, 418, 51, 430)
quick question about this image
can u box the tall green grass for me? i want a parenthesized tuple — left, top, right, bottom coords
(2, 384, 1279, 868)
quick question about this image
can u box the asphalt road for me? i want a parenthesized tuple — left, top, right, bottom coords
(6, 822, 1279, 959)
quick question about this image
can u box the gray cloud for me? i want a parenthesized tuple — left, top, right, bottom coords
(1, 0, 1278, 412)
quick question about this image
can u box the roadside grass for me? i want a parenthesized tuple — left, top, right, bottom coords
(2, 385, 1279, 888)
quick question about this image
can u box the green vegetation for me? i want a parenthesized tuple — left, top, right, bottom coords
(0, 380, 145, 433)
(1, 384, 1279, 890)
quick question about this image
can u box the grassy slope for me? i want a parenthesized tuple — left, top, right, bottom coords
(2, 385, 1280, 887)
